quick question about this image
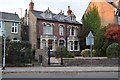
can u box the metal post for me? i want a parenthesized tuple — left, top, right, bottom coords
(60, 48, 63, 65)
(90, 37, 92, 66)
(2, 31, 6, 70)
(48, 48, 50, 65)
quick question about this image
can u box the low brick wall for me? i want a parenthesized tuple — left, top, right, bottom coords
(63, 57, 118, 67)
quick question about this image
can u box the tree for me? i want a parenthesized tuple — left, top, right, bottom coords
(82, 5, 101, 35)
(81, 5, 101, 50)
(104, 24, 120, 42)
(94, 27, 107, 56)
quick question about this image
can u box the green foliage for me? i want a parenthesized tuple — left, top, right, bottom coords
(94, 27, 107, 56)
(56, 46, 75, 58)
(106, 43, 120, 58)
(81, 5, 101, 50)
(81, 49, 97, 57)
(82, 5, 101, 35)
(81, 49, 90, 57)
(64, 53, 75, 58)
(6, 41, 34, 66)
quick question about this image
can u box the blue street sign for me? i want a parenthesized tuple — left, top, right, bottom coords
(86, 31, 94, 46)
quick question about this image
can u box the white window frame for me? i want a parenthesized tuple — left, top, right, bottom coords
(43, 23, 53, 35)
(42, 39, 46, 49)
(0, 21, 2, 29)
(70, 41, 73, 51)
(59, 25, 64, 36)
(74, 41, 79, 51)
(70, 26, 77, 36)
(11, 38, 20, 42)
(11, 22, 18, 33)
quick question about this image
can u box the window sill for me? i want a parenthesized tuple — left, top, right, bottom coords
(69, 50, 80, 51)
(11, 32, 18, 34)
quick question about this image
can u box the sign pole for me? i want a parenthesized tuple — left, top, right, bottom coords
(90, 37, 92, 66)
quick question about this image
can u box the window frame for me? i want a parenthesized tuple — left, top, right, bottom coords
(59, 25, 64, 36)
(74, 41, 79, 51)
(11, 22, 18, 33)
(43, 23, 53, 35)
(70, 41, 73, 51)
(70, 27, 76, 36)
(0, 21, 2, 29)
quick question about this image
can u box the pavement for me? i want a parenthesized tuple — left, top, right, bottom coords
(1, 67, 119, 74)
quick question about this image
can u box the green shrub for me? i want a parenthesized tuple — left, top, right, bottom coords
(106, 43, 120, 58)
(64, 53, 75, 58)
(81, 49, 90, 57)
(92, 49, 96, 57)
(56, 46, 68, 57)
(6, 41, 34, 65)
(81, 49, 97, 57)
(56, 46, 75, 58)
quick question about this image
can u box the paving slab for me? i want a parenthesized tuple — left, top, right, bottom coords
(1, 67, 119, 74)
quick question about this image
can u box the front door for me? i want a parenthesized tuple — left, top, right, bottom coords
(48, 40, 53, 50)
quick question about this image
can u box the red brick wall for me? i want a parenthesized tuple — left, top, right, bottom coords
(36, 20, 81, 40)
(85, 0, 116, 26)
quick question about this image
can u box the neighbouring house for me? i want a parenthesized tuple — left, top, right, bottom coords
(24, 0, 82, 59)
(0, 11, 21, 41)
(82, 0, 119, 26)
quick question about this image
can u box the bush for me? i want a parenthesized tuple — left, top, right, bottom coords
(106, 43, 120, 58)
(6, 41, 34, 65)
(81, 49, 90, 57)
(64, 53, 75, 58)
(56, 46, 68, 57)
(56, 46, 75, 58)
(81, 49, 97, 57)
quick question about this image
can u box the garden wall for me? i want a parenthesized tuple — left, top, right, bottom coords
(63, 57, 118, 67)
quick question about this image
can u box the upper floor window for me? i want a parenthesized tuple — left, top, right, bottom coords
(0, 21, 2, 29)
(11, 23, 18, 33)
(43, 23, 53, 35)
(70, 27, 76, 36)
(59, 25, 64, 36)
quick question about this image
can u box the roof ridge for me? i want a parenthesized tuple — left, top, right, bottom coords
(0, 11, 17, 15)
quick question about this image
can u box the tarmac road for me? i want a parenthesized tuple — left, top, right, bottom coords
(2, 72, 118, 78)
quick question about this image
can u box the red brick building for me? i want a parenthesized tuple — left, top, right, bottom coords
(26, 0, 82, 57)
(83, 0, 119, 26)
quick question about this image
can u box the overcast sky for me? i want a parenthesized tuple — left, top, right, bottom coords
(0, 0, 118, 22)
(0, 0, 92, 22)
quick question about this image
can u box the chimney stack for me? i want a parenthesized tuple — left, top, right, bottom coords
(67, 6, 72, 16)
(29, 0, 34, 11)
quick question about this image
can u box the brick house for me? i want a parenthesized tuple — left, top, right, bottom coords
(0, 11, 21, 41)
(83, 0, 119, 26)
(26, 0, 82, 57)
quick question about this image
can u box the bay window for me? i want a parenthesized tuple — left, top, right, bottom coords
(43, 23, 53, 35)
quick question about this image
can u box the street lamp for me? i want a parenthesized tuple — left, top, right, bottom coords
(2, 30, 6, 70)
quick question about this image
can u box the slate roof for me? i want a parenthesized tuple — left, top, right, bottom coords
(31, 10, 81, 25)
(0, 12, 20, 22)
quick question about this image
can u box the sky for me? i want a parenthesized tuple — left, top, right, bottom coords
(0, 0, 92, 22)
(0, 0, 115, 22)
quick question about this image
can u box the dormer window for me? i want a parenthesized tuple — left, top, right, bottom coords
(41, 7, 53, 19)
(71, 12, 76, 22)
